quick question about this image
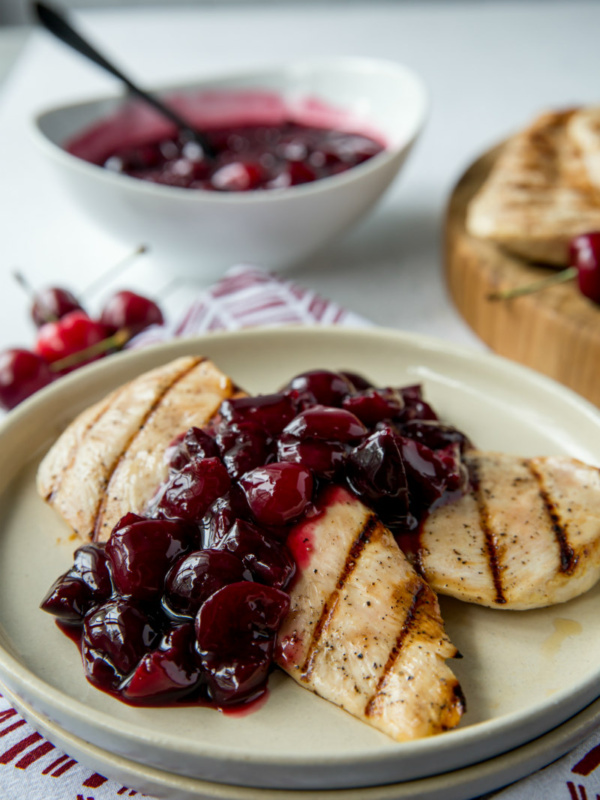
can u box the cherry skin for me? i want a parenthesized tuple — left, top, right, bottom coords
(217, 519, 296, 590)
(155, 457, 231, 523)
(283, 405, 367, 443)
(165, 549, 248, 616)
(35, 310, 109, 369)
(239, 462, 314, 526)
(0, 348, 54, 410)
(570, 232, 600, 304)
(100, 290, 164, 336)
(31, 286, 83, 327)
(283, 370, 355, 407)
(122, 624, 201, 702)
(106, 515, 193, 600)
(195, 581, 290, 705)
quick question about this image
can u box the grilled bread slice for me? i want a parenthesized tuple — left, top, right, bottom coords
(466, 109, 600, 265)
(37, 356, 237, 543)
(417, 452, 600, 610)
(277, 485, 464, 741)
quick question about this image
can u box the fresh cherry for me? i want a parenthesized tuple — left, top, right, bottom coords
(570, 232, 600, 303)
(489, 230, 600, 304)
(35, 310, 109, 370)
(0, 348, 54, 410)
(31, 286, 83, 327)
(100, 290, 164, 336)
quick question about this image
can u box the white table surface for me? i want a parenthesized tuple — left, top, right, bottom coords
(1, 1, 599, 353)
(1, 6, 600, 797)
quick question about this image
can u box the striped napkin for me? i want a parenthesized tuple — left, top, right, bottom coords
(1, 265, 599, 800)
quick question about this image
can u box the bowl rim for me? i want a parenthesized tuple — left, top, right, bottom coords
(30, 55, 428, 205)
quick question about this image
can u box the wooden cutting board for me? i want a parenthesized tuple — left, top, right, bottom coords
(444, 144, 600, 408)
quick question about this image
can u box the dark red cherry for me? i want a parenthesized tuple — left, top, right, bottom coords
(0, 348, 54, 410)
(40, 576, 93, 624)
(239, 462, 313, 526)
(31, 286, 83, 327)
(196, 582, 290, 651)
(399, 438, 466, 505)
(277, 434, 346, 480)
(219, 393, 296, 436)
(215, 420, 271, 479)
(167, 427, 219, 471)
(35, 310, 109, 369)
(218, 520, 296, 590)
(199, 637, 274, 706)
(283, 405, 367, 443)
(397, 385, 438, 423)
(342, 388, 404, 426)
(155, 457, 231, 523)
(83, 598, 160, 675)
(283, 370, 355, 407)
(400, 420, 471, 453)
(99, 290, 164, 336)
(570, 232, 600, 303)
(200, 494, 237, 549)
(346, 427, 409, 504)
(195, 581, 289, 704)
(106, 516, 192, 600)
(165, 549, 248, 616)
(122, 624, 201, 701)
(339, 371, 373, 391)
(70, 544, 112, 600)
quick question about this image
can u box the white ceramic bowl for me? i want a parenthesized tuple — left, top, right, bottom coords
(32, 58, 427, 276)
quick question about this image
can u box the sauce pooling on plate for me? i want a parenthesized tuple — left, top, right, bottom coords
(66, 90, 386, 192)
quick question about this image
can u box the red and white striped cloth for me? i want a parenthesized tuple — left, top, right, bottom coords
(1, 265, 600, 800)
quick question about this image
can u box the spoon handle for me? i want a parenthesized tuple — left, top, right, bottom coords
(33, 2, 215, 157)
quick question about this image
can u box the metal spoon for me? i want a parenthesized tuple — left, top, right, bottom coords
(33, 2, 216, 159)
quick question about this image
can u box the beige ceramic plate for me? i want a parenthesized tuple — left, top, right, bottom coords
(0, 327, 599, 791)
(5, 682, 600, 800)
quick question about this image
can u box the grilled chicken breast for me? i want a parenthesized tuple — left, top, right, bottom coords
(567, 107, 600, 200)
(37, 356, 237, 542)
(466, 109, 600, 265)
(277, 485, 464, 741)
(417, 452, 600, 610)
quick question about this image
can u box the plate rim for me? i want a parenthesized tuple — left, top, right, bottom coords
(1, 325, 599, 788)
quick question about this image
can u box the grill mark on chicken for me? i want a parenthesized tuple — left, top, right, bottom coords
(91, 356, 206, 540)
(45, 392, 122, 503)
(300, 513, 378, 681)
(528, 458, 578, 574)
(364, 582, 424, 718)
(468, 457, 507, 605)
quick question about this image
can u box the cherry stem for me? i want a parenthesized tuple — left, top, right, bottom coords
(49, 327, 131, 373)
(12, 269, 60, 321)
(80, 244, 149, 299)
(487, 266, 577, 301)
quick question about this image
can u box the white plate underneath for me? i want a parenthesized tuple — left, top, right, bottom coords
(5, 682, 600, 800)
(0, 328, 599, 791)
